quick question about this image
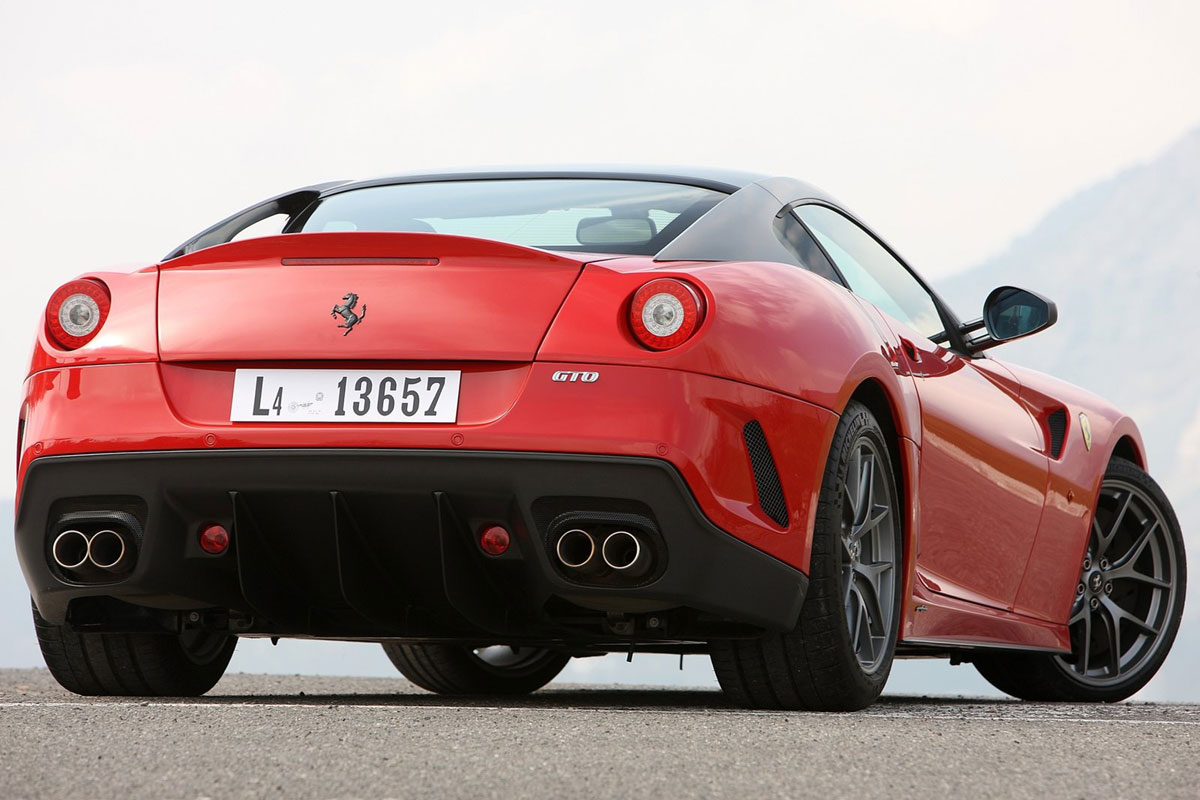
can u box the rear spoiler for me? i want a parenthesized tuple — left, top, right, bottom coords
(158, 231, 591, 271)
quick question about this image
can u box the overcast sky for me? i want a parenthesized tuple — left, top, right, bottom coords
(2, 0, 1198, 482)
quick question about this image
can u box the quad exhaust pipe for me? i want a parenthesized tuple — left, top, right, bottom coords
(600, 530, 650, 575)
(555, 529, 597, 571)
(88, 530, 127, 570)
(51, 530, 90, 570)
(554, 527, 651, 578)
(51, 528, 132, 572)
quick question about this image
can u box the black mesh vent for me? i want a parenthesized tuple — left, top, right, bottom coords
(1047, 408, 1068, 459)
(743, 421, 789, 527)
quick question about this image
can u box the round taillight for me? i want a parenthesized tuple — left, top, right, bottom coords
(479, 525, 511, 556)
(46, 279, 111, 350)
(629, 279, 705, 350)
(199, 523, 230, 555)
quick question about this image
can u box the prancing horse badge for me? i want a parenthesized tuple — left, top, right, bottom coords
(1079, 412, 1092, 451)
(331, 292, 366, 335)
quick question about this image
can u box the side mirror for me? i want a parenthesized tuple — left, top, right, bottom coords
(963, 286, 1058, 353)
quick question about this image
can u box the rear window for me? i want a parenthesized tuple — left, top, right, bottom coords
(296, 179, 725, 255)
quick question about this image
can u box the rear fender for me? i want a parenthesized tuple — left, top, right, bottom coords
(539, 258, 900, 414)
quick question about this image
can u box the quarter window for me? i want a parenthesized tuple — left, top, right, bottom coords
(795, 205, 944, 340)
(772, 213, 842, 283)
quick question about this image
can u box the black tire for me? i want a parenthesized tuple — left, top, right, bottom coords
(382, 643, 569, 695)
(710, 401, 903, 711)
(974, 457, 1186, 702)
(32, 600, 236, 697)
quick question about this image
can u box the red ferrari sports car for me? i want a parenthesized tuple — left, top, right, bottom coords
(17, 168, 1185, 709)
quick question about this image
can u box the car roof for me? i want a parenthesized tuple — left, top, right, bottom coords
(165, 168, 843, 261)
(321, 165, 774, 196)
(314, 170, 846, 264)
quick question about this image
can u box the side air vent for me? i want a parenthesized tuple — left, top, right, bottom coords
(743, 420, 789, 527)
(1047, 408, 1068, 459)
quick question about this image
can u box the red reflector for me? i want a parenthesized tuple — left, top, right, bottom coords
(280, 257, 439, 266)
(479, 525, 511, 556)
(199, 523, 230, 555)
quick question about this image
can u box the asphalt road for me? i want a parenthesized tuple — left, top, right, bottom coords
(0, 669, 1194, 799)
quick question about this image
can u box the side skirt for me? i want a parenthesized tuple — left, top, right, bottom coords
(900, 581, 1071, 654)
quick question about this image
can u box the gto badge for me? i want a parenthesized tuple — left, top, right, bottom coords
(1079, 412, 1092, 451)
(552, 370, 599, 383)
(331, 292, 366, 336)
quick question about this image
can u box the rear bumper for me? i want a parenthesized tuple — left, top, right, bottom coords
(17, 449, 808, 641)
(19, 361, 837, 572)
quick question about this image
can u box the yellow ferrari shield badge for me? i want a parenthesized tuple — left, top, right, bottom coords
(1079, 412, 1092, 451)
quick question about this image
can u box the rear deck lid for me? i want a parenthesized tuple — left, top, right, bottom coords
(157, 233, 586, 361)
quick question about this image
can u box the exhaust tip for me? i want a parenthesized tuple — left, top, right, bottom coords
(601, 530, 647, 574)
(51, 530, 90, 570)
(87, 529, 127, 570)
(555, 528, 596, 569)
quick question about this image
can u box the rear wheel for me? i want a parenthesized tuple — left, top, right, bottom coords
(32, 600, 236, 697)
(382, 642, 569, 695)
(710, 401, 903, 710)
(974, 457, 1185, 701)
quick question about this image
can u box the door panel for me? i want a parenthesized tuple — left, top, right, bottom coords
(898, 328, 1049, 609)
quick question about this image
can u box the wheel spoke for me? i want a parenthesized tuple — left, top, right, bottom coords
(1099, 490, 1133, 557)
(851, 503, 889, 542)
(842, 476, 857, 523)
(847, 450, 874, 529)
(854, 559, 893, 603)
(847, 582, 863, 648)
(1078, 608, 1092, 675)
(1067, 602, 1092, 675)
(855, 596, 872, 660)
(854, 565, 888, 640)
(1107, 560, 1170, 589)
(1090, 516, 1105, 555)
(1103, 596, 1160, 638)
(844, 448, 863, 522)
(1129, 572, 1169, 590)
(1111, 519, 1159, 570)
(858, 454, 875, 528)
(1096, 602, 1121, 677)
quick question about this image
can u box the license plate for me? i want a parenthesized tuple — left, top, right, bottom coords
(231, 369, 461, 423)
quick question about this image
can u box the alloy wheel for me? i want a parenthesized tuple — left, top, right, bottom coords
(1055, 478, 1179, 686)
(840, 436, 899, 674)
